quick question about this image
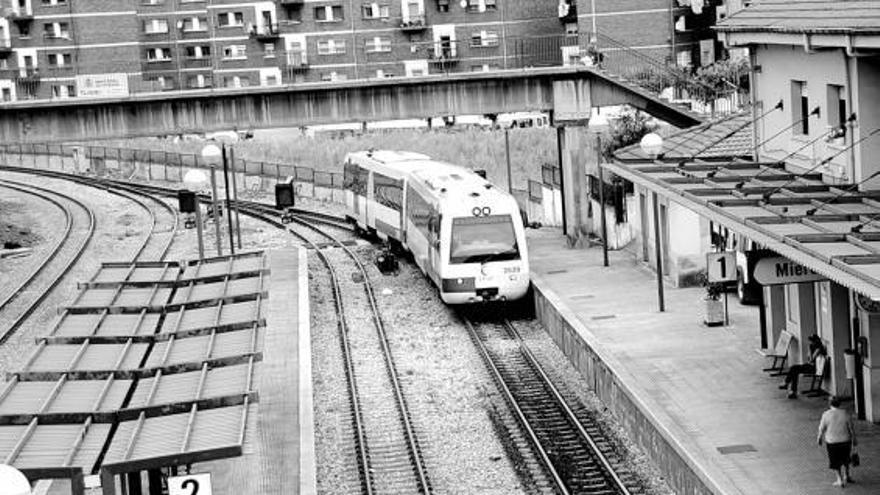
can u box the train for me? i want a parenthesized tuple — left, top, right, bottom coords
(343, 150, 530, 304)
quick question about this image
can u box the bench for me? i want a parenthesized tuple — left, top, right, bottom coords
(756, 330, 794, 376)
(803, 354, 829, 397)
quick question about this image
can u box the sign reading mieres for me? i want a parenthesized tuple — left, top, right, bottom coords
(753, 257, 826, 285)
(168, 473, 212, 495)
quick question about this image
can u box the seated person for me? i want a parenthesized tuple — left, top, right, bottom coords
(780, 334, 826, 399)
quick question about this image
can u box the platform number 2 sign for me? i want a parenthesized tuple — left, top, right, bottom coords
(706, 252, 736, 283)
(169, 473, 212, 495)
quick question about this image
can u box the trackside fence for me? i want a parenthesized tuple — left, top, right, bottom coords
(0, 144, 564, 227)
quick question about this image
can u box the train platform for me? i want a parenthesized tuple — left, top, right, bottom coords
(526, 228, 880, 495)
(186, 248, 315, 495)
(0, 248, 314, 495)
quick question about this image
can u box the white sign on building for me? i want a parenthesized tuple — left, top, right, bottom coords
(76, 73, 129, 98)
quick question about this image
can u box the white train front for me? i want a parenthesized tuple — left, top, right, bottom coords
(343, 150, 530, 304)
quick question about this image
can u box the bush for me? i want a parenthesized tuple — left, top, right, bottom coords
(600, 109, 659, 160)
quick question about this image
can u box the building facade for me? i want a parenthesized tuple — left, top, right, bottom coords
(608, 0, 880, 422)
(0, 0, 723, 102)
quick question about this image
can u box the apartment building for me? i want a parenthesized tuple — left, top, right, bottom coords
(0, 0, 724, 102)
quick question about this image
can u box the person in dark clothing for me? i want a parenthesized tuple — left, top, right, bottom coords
(780, 334, 826, 399)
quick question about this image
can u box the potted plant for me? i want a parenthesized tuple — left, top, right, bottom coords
(697, 272, 725, 327)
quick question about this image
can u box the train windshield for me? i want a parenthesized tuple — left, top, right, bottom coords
(450, 215, 520, 264)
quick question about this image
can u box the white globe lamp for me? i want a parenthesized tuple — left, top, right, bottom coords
(183, 169, 208, 192)
(0, 464, 32, 495)
(639, 132, 664, 159)
(201, 142, 222, 166)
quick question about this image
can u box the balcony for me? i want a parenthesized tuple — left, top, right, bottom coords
(427, 46, 458, 65)
(283, 52, 308, 71)
(14, 68, 40, 84)
(400, 15, 427, 32)
(249, 23, 280, 41)
(5, 8, 33, 23)
(182, 57, 213, 69)
(0, 39, 12, 55)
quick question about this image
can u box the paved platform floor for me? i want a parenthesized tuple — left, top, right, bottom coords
(527, 229, 879, 495)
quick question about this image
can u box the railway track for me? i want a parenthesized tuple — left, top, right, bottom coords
(462, 312, 637, 495)
(242, 206, 431, 494)
(0, 179, 96, 344)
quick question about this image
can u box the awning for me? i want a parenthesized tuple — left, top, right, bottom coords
(604, 158, 880, 300)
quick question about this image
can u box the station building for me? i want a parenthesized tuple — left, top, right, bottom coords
(0, 0, 723, 102)
(606, 0, 880, 422)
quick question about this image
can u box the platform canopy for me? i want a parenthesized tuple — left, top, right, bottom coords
(0, 252, 268, 495)
(609, 125, 880, 300)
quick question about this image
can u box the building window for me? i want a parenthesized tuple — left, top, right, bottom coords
(217, 12, 244, 27)
(317, 39, 346, 55)
(675, 50, 692, 68)
(826, 84, 847, 139)
(315, 5, 344, 21)
(264, 43, 276, 57)
(466, 0, 494, 12)
(437, 0, 449, 12)
(1, 88, 11, 102)
(791, 80, 809, 135)
(47, 52, 71, 66)
(182, 17, 208, 32)
(321, 71, 348, 82)
(18, 23, 30, 38)
(184, 45, 210, 58)
(224, 76, 249, 88)
(44, 22, 70, 39)
(146, 47, 171, 61)
(362, 3, 389, 19)
(222, 45, 247, 59)
(365, 37, 391, 53)
(143, 19, 169, 34)
(142, 0, 164, 4)
(41, 0, 67, 5)
(470, 31, 498, 47)
(188, 74, 210, 88)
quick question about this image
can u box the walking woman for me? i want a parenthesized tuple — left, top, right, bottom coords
(817, 396, 857, 488)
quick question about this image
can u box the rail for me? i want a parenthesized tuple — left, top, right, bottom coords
(461, 312, 634, 495)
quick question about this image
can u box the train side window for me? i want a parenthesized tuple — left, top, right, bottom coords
(429, 215, 440, 235)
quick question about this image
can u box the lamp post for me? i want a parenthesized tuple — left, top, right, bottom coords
(182, 169, 208, 259)
(640, 132, 665, 312)
(201, 143, 224, 256)
(596, 133, 608, 267)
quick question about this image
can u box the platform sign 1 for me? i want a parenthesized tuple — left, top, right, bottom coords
(169, 473, 212, 495)
(707, 251, 736, 283)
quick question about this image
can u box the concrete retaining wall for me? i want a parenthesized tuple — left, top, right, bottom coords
(531, 275, 738, 495)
